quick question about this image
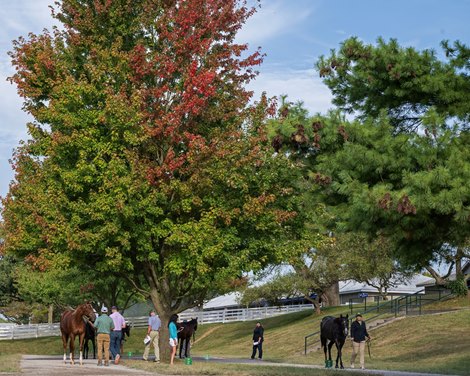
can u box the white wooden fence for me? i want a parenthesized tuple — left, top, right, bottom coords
(126, 304, 314, 327)
(0, 304, 313, 340)
(0, 323, 61, 340)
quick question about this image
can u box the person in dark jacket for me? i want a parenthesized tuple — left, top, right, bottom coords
(250, 322, 264, 360)
(350, 313, 371, 369)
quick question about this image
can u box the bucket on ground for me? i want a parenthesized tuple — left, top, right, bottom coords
(184, 357, 193, 365)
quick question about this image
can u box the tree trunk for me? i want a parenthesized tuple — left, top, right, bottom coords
(157, 311, 171, 363)
(425, 265, 448, 286)
(48, 304, 53, 324)
(148, 290, 172, 363)
(304, 295, 321, 314)
(455, 247, 463, 279)
(322, 281, 340, 307)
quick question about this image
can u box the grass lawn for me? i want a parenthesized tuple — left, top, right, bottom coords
(124, 360, 378, 376)
(423, 296, 470, 310)
(0, 354, 21, 373)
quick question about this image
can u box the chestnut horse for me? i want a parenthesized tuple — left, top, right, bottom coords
(60, 302, 96, 365)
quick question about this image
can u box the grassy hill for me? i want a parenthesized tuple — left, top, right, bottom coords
(187, 306, 470, 375)
(0, 298, 469, 375)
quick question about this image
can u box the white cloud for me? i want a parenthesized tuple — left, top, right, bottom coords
(236, 0, 314, 46)
(0, 0, 55, 198)
(248, 67, 333, 115)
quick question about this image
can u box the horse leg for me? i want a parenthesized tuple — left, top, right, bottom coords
(186, 338, 191, 358)
(79, 332, 85, 365)
(321, 336, 327, 362)
(181, 338, 186, 358)
(93, 335, 96, 360)
(327, 340, 334, 362)
(84, 338, 89, 359)
(69, 334, 75, 365)
(61, 333, 68, 363)
(335, 341, 340, 368)
(339, 341, 344, 369)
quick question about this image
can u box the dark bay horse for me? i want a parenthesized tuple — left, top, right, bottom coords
(120, 322, 132, 354)
(84, 319, 130, 359)
(320, 314, 349, 369)
(60, 302, 96, 365)
(177, 318, 198, 359)
(83, 321, 96, 359)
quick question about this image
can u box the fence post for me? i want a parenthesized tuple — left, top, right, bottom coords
(36, 325, 39, 338)
(419, 295, 422, 315)
(305, 336, 307, 355)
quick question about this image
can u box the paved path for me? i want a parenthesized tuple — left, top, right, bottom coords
(14, 354, 459, 376)
(20, 355, 155, 375)
(190, 356, 459, 376)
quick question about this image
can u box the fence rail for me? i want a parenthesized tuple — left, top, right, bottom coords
(0, 323, 61, 341)
(303, 287, 454, 354)
(128, 304, 314, 328)
(0, 304, 313, 340)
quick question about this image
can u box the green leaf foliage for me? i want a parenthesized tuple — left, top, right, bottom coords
(1, 0, 307, 329)
(316, 37, 470, 132)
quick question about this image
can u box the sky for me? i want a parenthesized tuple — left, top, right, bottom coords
(1, 0, 470, 199)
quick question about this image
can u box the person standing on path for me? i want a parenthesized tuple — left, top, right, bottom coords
(143, 309, 161, 363)
(94, 307, 114, 366)
(350, 313, 371, 370)
(168, 314, 179, 365)
(109, 306, 126, 364)
(250, 322, 264, 360)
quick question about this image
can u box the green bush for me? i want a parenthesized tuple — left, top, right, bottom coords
(447, 278, 468, 297)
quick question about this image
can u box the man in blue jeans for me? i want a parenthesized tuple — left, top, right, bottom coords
(109, 306, 126, 364)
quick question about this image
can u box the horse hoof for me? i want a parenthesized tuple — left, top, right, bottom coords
(335, 365, 338, 368)
(341, 366, 344, 369)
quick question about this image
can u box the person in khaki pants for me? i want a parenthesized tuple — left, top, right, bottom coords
(94, 307, 114, 366)
(350, 313, 371, 369)
(143, 309, 161, 363)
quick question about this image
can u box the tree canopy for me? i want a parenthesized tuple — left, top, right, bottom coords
(316, 37, 470, 132)
(1, 0, 308, 350)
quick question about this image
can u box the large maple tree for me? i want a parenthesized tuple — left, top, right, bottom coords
(2, 0, 307, 359)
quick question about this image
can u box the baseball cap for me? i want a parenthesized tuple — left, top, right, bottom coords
(101, 307, 108, 313)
